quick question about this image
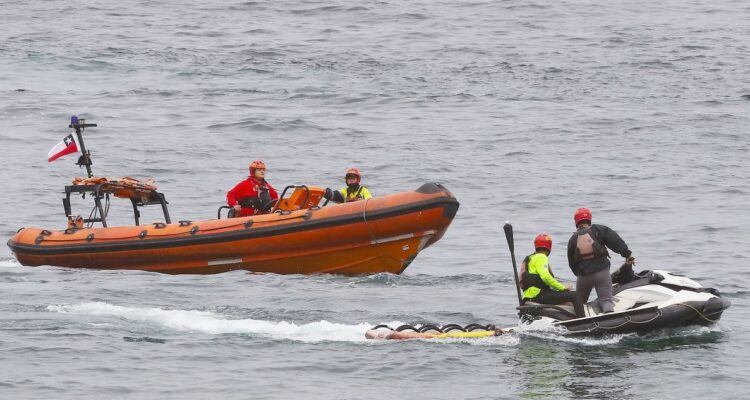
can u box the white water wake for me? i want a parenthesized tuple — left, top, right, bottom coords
(48, 302, 378, 343)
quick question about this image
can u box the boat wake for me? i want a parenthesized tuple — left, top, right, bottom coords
(48, 302, 377, 343)
(0, 258, 21, 268)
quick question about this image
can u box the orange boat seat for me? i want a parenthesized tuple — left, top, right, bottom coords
(276, 186, 326, 211)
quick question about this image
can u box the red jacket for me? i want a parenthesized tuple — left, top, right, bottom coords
(227, 177, 278, 216)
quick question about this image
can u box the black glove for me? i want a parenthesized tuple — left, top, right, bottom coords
(261, 199, 276, 212)
(612, 262, 635, 284)
(238, 197, 257, 209)
(323, 188, 333, 200)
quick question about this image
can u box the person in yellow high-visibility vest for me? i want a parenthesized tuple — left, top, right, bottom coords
(323, 167, 372, 203)
(521, 233, 584, 318)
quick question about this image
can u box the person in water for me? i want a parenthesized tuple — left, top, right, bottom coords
(323, 167, 372, 203)
(365, 326, 506, 340)
(567, 207, 635, 313)
(226, 160, 279, 217)
(365, 328, 452, 340)
(522, 233, 585, 318)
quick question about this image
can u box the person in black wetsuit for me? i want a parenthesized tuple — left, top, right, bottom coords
(567, 207, 635, 313)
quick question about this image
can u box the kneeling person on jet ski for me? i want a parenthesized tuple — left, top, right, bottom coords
(567, 207, 635, 314)
(522, 234, 585, 318)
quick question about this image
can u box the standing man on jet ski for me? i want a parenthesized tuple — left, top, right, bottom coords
(567, 208, 635, 313)
(323, 167, 372, 203)
(522, 234, 585, 318)
(227, 160, 279, 217)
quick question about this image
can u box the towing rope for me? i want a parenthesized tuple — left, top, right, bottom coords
(563, 301, 723, 334)
(674, 302, 721, 323)
(564, 310, 663, 334)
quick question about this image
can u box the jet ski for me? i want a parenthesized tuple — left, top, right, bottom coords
(518, 266, 731, 335)
(505, 222, 730, 336)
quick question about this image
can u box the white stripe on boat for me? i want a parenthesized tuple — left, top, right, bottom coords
(207, 258, 243, 266)
(373, 230, 436, 245)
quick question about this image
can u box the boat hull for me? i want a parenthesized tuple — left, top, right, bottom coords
(8, 183, 459, 275)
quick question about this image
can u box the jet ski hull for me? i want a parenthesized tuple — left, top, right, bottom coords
(554, 297, 731, 335)
(521, 270, 731, 336)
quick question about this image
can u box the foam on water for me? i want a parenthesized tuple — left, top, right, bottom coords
(0, 258, 21, 268)
(47, 301, 374, 343)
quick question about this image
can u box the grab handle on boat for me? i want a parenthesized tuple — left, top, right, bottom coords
(217, 205, 233, 219)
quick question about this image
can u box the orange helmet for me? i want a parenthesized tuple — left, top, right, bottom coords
(534, 234, 552, 252)
(249, 160, 266, 176)
(345, 167, 361, 184)
(574, 207, 592, 226)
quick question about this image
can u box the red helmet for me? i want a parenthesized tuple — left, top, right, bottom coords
(345, 167, 361, 184)
(534, 234, 552, 252)
(249, 160, 266, 176)
(574, 207, 592, 226)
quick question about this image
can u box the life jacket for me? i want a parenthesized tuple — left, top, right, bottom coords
(343, 185, 365, 202)
(574, 226, 609, 263)
(520, 253, 554, 291)
(257, 186, 272, 208)
(238, 181, 273, 213)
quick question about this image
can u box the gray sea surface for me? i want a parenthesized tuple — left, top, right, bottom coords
(1, 0, 749, 399)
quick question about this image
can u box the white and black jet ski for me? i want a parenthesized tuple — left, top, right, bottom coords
(505, 223, 730, 336)
(518, 267, 731, 335)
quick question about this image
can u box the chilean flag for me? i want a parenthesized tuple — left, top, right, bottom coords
(47, 132, 80, 162)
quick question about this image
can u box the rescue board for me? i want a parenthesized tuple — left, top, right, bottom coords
(365, 324, 511, 340)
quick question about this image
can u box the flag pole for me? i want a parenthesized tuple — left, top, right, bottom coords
(68, 115, 97, 178)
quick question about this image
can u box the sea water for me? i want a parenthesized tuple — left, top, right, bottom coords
(1, 0, 748, 398)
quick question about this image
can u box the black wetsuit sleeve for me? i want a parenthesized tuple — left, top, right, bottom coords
(332, 190, 345, 203)
(567, 234, 578, 276)
(596, 224, 632, 258)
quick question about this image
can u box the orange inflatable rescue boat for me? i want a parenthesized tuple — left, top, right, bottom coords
(7, 117, 459, 275)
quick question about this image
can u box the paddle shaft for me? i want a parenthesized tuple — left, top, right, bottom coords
(503, 223, 523, 307)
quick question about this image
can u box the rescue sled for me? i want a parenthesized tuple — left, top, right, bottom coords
(366, 324, 504, 340)
(6, 117, 459, 275)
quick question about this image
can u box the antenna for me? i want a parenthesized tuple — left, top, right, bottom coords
(68, 115, 97, 178)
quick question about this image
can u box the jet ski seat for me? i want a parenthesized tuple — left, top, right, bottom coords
(521, 295, 641, 320)
(520, 301, 578, 320)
